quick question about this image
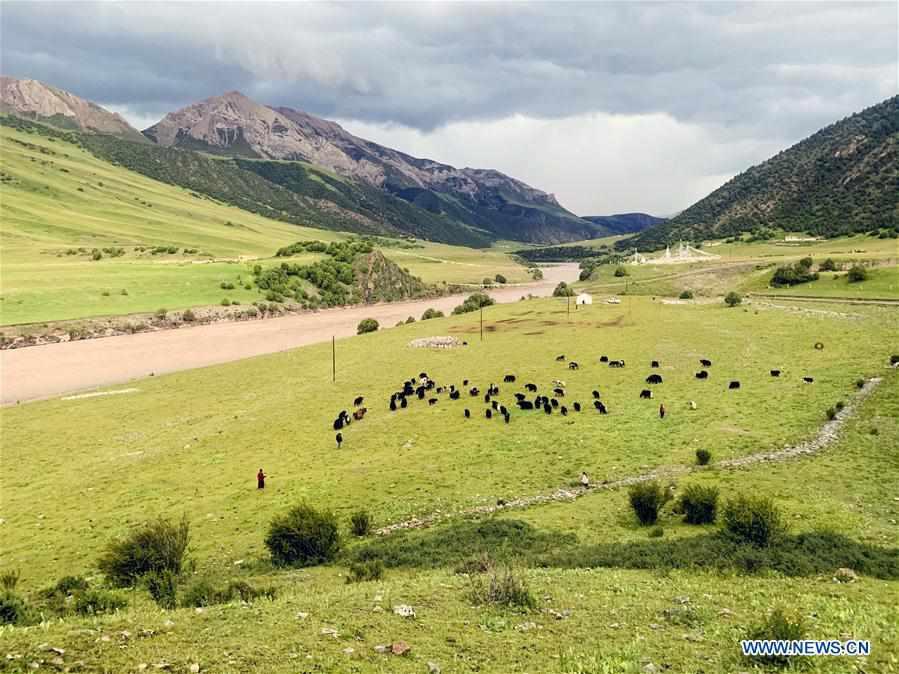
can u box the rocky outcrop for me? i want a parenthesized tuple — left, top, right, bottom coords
(0, 76, 145, 141)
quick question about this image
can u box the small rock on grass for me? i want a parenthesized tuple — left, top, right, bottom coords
(428, 661, 441, 673)
(188, 664, 200, 673)
(393, 604, 416, 618)
(391, 641, 411, 656)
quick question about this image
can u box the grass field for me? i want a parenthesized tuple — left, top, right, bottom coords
(1, 294, 897, 672)
(0, 126, 530, 325)
(742, 265, 899, 300)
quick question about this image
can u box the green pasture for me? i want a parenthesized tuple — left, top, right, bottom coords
(0, 295, 897, 672)
(742, 265, 899, 300)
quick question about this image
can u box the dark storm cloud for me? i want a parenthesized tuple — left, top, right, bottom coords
(2, 2, 895, 136)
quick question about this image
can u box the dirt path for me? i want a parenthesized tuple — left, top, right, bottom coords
(0, 264, 579, 405)
(376, 376, 882, 535)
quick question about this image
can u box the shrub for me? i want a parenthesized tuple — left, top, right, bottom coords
(468, 564, 536, 610)
(91, 249, 103, 261)
(724, 291, 742, 307)
(120, 288, 129, 296)
(856, 378, 866, 389)
(679, 290, 694, 299)
(405, 316, 415, 324)
(97, 516, 190, 587)
(723, 495, 786, 547)
(481, 277, 493, 287)
(494, 274, 507, 284)
(819, 258, 837, 271)
(452, 292, 495, 314)
(0, 592, 31, 625)
(40, 575, 87, 597)
(678, 484, 719, 524)
(350, 510, 372, 537)
(265, 504, 341, 567)
(180, 579, 275, 607)
(552, 281, 575, 297)
(220, 281, 235, 290)
(744, 608, 807, 667)
(182, 308, 197, 322)
(155, 308, 167, 320)
(73, 588, 127, 616)
(613, 266, 628, 277)
(221, 298, 231, 306)
(835, 400, 845, 411)
(421, 308, 444, 320)
(695, 448, 712, 466)
(357, 318, 379, 334)
(628, 481, 670, 526)
(0, 570, 20, 592)
(145, 569, 179, 609)
(847, 265, 868, 282)
(825, 407, 836, 420)
(346, 560, 384, 583)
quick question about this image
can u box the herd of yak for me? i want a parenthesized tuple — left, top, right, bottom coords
(330, 354, 817, 447)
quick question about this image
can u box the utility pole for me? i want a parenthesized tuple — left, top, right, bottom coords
(332, 335, 336, 383)
(480, 306, 484, 341)
(567, 294, 570, 319)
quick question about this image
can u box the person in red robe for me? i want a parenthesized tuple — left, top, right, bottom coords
(257, 468, 266, 489)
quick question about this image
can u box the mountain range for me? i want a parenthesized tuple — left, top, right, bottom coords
(1, 77, 613, 246)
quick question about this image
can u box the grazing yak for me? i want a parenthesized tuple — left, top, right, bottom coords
(639, 389, 653, 399)
(504, 374, 516, 383)
(645, 374, 663, 384)
(469, 387, 480, 397)
(561, 406, 568, 416)
(353, 396, 364, 407)
(700, 359, 712, 367)
(492, 400, 499, 410)
(400, 398, 408, 409)
(609, 360, 625, 368)
(592, 390, 601, 399)
(543, 403, 553, 414)
(517, 400, 534, 410)
(389, 399, 397, 411)
(803, 376, 815, 384)
(599, 355, 609, 363)
(485, 409, 493, 419)
(770, 370, 781, 377)
(428, 398, 438, 406)
(336, 432, 343, 448)
(594, 400, 608, 414)
(417, 388, 426, 400)
(353, 407, 367, 420)
(464, 408, 471, 418)
(525, 383, 538, 392)
(449, 390, 461, 400)
(463, 379, 469, 386)
(484, 393, 491, 403)
(729, 381, 741, 389)
(500, 405, 508, 416)
(568, 361, 579, 370)
(695, 370, 709, 380)
(551, 398, 559, 408)
(573, 402, 582, 412)
(504, 413, 511, 424)
(651, 360, 660, 368)
(556, 355, 566, 361)
(515, 393, 527, 401)
(553, 387, 565, 397)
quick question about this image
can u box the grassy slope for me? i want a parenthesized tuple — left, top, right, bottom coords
(1, 296, 897, 672)
(0, 125, 342, 324)
(0, 125, 528, 324)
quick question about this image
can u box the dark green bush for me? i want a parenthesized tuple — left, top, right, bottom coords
(421, 308, 444, 320)
(468, 565, 536, 610)
(826, 407, 836, 421)
(494, 274, 507, 284)
(856, 378, 866, 389)
(357, 318, 379, 334)
(73, 589, 127, 616)
(679, 290, 694, 299)
(180, 579, 275, 607)
(346, 560, 384, 583)
(98, 516, 190, 587)
(744, 607, 807, 667)
(847, 265, 868, 282)
(265, 504, 341, 567)
(452, 291, 495, 314)
(819, 258, 837, 271)
(552, 281, 576, 297)
(350, 510, 372, 537)
(404, 316, 415, 324)
(724, 291, 742, 307)
(722, 495, 786, 547)
(695, 449, 712, 465)
(220, 281, 235, 290)
(182, 308, 197, 322)
(0, 592, 31, 625)
(628, 481, 670, 526)
(679, 484, 719, 524)
(613, 267, 628, 277)
(145, 569, 179, 609)
(40, 575, 87, 597)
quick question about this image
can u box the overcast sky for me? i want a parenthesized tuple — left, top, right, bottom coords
(3, 2, 896, 216)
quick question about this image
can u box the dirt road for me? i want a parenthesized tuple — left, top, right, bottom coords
(0, 264, 579, 405)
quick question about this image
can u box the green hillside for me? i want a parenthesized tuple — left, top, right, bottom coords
(625, 96, 899, 250)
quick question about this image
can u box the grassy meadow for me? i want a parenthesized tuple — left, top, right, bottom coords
(1, 294, 897, 672)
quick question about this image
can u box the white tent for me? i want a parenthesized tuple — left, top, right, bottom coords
(576, 293, 592, 305)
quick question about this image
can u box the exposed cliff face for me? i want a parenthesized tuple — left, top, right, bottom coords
(0, 76, 145, 141)
(143, 91, 597, 242)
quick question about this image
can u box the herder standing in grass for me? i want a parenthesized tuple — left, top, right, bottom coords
(257, 468, 266, 489)
(659, 403, 666, 419)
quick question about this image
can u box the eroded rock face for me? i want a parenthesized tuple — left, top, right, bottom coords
(0, 76, 143, 140)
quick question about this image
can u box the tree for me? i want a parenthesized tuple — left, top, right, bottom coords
(494, 274, 507, 284)
(421, 308, 444, 320)
(724, 291, 743, 307)
(819, 258, 837, 271)
(482, 277, 494, 287)
(679, 290, 694, 299)
(847, 265, 868, 282)
(553, 282, 575, 297)
(357, 318, 379, 334)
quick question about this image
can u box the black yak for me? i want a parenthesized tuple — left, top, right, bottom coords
(599, 355, 609, 363)
(561, 406, 568, 416)
(485, 409, 493, 419)
(651, 360, 660, 368)
(573, 402, 581, 412)
(336, 432, 343, 448)
(592, 390, 600, 399)
(700, 359, 712, 367)
(544, 403, 552, 414)
(525, 383, 538, 392)
(553, 387, 565, 397)
(515, 393, 526, 401)
(450, 390, 461, 400)
(695, 370, 709, 380)
(428, 398, 438, 406)
(729, 381, 741, 389)
(389, 399, 397, 411)
(803, 376, 814, 384)
(517, 400, 534, 410)
(594, 400, 608, 414)
(568, 361, 579, 370)
(464, 409, 471, 418)
(551, 398, 559, 408)
(504, 374, 516, 383)
(770, 370, 781, 377)
(639, 389, 653, 399)
(645, 374, 663, 384)
(353, 396, 364, 407)
(556, 355, 566, 361)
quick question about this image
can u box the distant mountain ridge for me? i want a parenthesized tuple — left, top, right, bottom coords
(625, 96, 899, 250)
(0, 76, 146, 143)
(583, 212, 667, 235)
(143, 91, 601, 243)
